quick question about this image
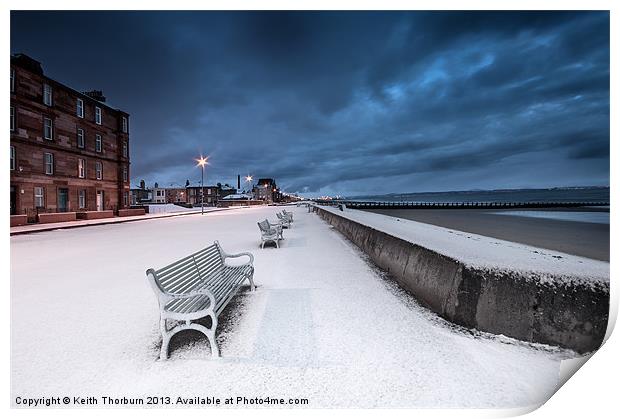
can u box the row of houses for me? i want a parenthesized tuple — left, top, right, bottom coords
(130, 178, 281, 206)
(10, 54, 130, 221)
(9, 53, 293, 224)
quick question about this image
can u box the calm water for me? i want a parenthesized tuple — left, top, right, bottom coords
(349, 187, 609, 204)
(491, 211, 610, 224)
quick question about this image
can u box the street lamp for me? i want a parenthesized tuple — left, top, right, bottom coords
(196, 155, 209, 215)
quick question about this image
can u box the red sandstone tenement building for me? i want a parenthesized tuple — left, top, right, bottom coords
(10, 54, 131, 221)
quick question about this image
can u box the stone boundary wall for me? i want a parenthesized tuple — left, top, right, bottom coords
(118, 208, 146, 217)
(10, 215, 28, 227)
(314, 206, 609, 353)
(76, 210, 114, 220)
(38, 212, 77, 224)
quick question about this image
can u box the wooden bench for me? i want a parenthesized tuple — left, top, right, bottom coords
(146, 241, 255, 360)
(258, 219, 282, 248)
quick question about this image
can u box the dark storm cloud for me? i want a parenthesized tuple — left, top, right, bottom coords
(11, 11, 609, 195)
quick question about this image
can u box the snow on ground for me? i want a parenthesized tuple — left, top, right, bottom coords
(325, 206, 609, 285)
(10, 207, 231, 235)
(11, 206, 573, 408)
(147, 204, 202, 214)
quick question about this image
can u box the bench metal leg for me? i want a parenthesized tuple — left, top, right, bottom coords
(160, 317, 171, 360)
(206, 316, 220, 358)
(159, 313, 220, 360)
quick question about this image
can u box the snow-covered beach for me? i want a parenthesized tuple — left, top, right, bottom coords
(11, 206, 575, 408)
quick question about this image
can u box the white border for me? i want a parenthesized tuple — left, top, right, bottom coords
(4, 2, 617, 418)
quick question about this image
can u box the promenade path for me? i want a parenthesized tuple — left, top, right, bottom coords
(11, 206, 572, 408)
(10, 206, 227, 236)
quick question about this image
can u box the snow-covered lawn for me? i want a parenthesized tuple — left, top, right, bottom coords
(11, 206, 572, 408)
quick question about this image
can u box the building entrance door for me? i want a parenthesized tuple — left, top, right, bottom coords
(96, 191, 104, 211)
(10, 186, 16, 215)
(58, 188, 69, 212)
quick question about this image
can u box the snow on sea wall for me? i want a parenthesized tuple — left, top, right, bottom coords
(314, 205, 609, 353)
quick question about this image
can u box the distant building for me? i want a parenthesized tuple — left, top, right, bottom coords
(219, 183, 237, 199)
(152, 187, 167, 204)
(10, 53, 131, 219)
(254, 178, 281, 202)
(186, 184, 221, 206)
(130, 187, 151, 205)
(165, 188, 187, 204)
(221, 193, 252, 201)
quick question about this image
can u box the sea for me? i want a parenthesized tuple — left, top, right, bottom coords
(347, 186, 609, 204)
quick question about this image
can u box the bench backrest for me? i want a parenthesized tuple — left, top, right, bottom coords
(258, 220, 272, 233)
(147, 242, 224, 296)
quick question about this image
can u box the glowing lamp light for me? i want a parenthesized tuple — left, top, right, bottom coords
(196, 156, 208, 168)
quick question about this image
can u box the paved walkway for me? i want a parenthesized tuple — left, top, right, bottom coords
(9, 207, 230, 235)
(11, 206, 570, 408)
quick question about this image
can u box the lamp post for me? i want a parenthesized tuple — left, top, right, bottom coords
(196, 156, 208, 215)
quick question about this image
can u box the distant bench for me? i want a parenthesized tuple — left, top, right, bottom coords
(146, 241, 255, 360)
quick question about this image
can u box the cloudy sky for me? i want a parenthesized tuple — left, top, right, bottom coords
(11, 11, 609, 196)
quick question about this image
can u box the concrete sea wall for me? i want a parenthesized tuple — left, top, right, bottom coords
(315, 206, 609, 353)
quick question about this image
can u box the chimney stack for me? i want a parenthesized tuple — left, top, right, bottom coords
(237, 175, 241, 190)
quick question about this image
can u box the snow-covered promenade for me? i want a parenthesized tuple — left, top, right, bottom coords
(11, 206, 572, 408)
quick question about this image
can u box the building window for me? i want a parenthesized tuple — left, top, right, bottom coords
(122, 116, 128, 133)
(123, 191, 128, 207)
(44, 152, 54, 175)
(79, 190, 86, 209)
(44, 117, 53, 140)
(11, 68, 15, 92)
(77, 128, 85, 148)
(43, 83, 53, 106)
(95, 106, 102, 125)
(77, 98, 84, 118)
(95, 134, 102, 152)
(10, 106, 15, 131)
(34, 187, 45, 208)
(10, 146, 15, 170)
(122, 141, 128, 158)
(123, 166, 128, 182)
(96, 161, 102, 180)
(78, 158, 86, 178)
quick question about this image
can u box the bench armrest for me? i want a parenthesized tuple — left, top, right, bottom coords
(222, 251, 254, 266)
